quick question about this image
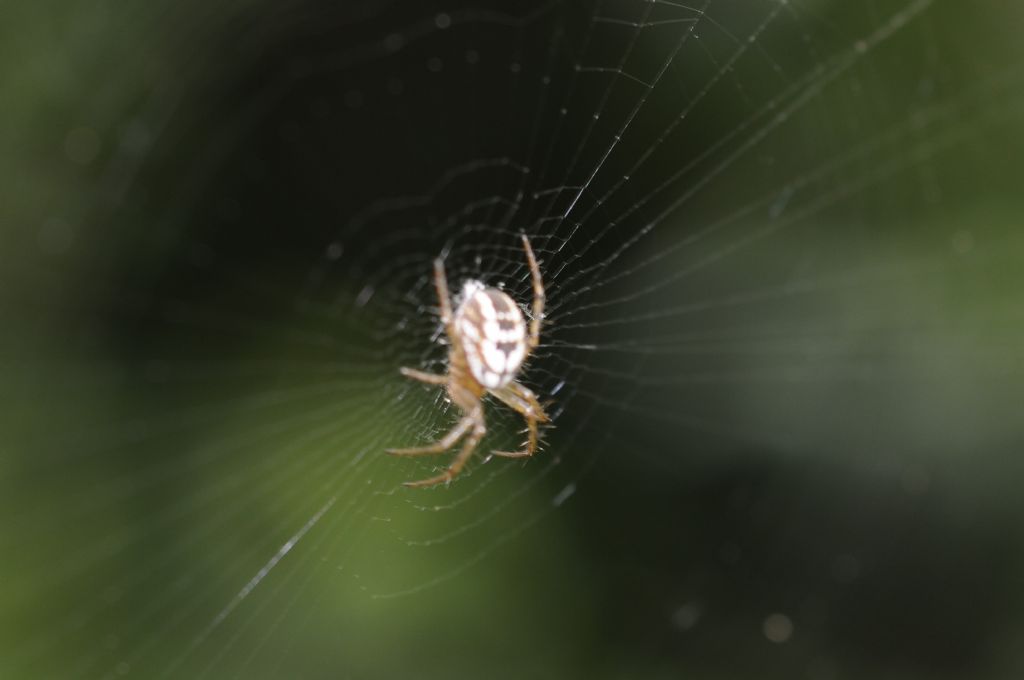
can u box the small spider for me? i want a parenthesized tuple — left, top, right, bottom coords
(386, 235, 549, 488)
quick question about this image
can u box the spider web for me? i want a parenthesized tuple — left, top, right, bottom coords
(5, 0, 1024, 677)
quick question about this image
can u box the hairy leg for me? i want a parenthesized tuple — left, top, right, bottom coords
(433, 257, 454, 334)
(385, 415, 472, 456)
(399, 367, 447, 385)
(520, 234, 545, 352)
(489, 381, 548, 458)
(403, 409, 486, 487)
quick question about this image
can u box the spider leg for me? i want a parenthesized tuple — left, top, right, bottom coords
(520, 234, 545, 353)
(433, 257, 455, 335)
(385, 415, 473, 457)
(489, 416, 537, 459)
(403, 409, 486, 488)
(492, 381, 549, 422)
(398, 367, 448, 385)
(489, 381, 548, 458)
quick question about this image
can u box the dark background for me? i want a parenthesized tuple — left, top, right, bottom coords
(3, 1, 1024, 678)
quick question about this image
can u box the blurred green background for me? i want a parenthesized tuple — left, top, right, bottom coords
(3, 1, 1024, 678)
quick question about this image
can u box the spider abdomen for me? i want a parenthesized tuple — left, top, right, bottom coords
(455, 281, 527, 389)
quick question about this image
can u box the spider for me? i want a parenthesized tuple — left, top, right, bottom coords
(386, 234, 549, 488)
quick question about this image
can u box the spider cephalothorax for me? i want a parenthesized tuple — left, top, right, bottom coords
(386, 235, 549, 488)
